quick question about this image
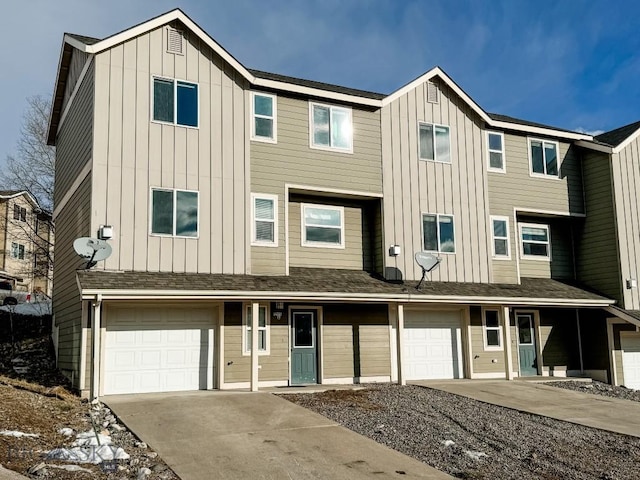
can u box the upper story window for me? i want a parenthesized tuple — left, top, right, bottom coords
(310, 103, 352, 152)
(252, 194, 278, 246)
(243, 304, 270, 355)
(483, 309, 502, 350)
(301, 204, 344, 248)
(419, 122, 450, 163)
(11, 243, 25, 260)
(487, 132, 505, 172)
(153, 77, 198, 127)
(422, 213, 455, 253)
(520, 223, 550, 260)
(491, 216, 510, 259)
(13, 204, 26, 222)
(150, 188, 198, 238)
(251, 93, 277, 142)
(529, 138, 559, 177)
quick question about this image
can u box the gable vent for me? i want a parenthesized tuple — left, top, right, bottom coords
(427, 81, 439, 104)
(167, 27, 184, 55)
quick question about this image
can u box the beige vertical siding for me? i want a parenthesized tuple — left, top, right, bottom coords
(610, 137, 640, 309)
(91, 25, 249, 275)
(382, 78, 491, 282)
(288, 201, 365, 270)
(613, 324, 637, 385)
(577, 152, 621, 302)
(62, 49, 91, 112)
(538, 309, 580, 372)
(518, 217, 575, 279)
(250, 95, 382, 275)
(52, 175, 92, 387)
(469, 307, 505, 375)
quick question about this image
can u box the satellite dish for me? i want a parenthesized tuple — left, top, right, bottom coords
(73, 237, 112, 269)
(414, 252, 441, 290)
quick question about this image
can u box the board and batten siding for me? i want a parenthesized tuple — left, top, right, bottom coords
(52, 174, 92, 388)
(469, 307, 506, 375)
(576, 151, 621, 302)
(250, 95, 382, 275)
(517, 216, 575, 280)
(382, 78, 491, 282)
(91, 25, 249, 275)
(610, 137, 640, 310)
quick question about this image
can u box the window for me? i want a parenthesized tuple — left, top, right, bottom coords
(520, 223, 550, 259)
(252, 194, 277, 246)
(491, 216, 510, 259)
(529, 139, 559, 177)
(422, 214, 455, 253)
(243, 304, 269, 355)
(301, 204, 344, 248)
(419, 122, 450, 163)
(310, 103, 352, 152)
(251, 93, 277, 142)
(483, 309, 502, 350)
(11, 243, 25, 260)
(487, 132, 505, 172)
(153, 77, 198, 127)
(150, 188, 198, 237)
(13, 205, 26, 222)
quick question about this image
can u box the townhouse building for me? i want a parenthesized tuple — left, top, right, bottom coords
(47, 9, 640, 398)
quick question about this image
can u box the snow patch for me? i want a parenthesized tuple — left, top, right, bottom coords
(0, 430, 39, 438)
(58, 428, 74, 436)
(48, 464, 93, 473)
(441, 440, 456, 447)
(464, 449, 488, 461)
(46, 430, 129, 464)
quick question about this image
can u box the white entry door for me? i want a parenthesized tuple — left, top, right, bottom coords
(621, 332, 640, 390)
(403, 310, 463, 380)
(103, 305, 216, 395)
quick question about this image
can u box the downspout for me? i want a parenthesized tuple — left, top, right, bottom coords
(91, 294, 103, 400)
(569, 215, 584, 374)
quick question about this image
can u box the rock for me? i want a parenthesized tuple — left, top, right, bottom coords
(28, 462, 46, 474)
(102, 421, 110, 428)
(152, 463, 168, 473)
(146, 452, 158, 459)
(137, 467, 152, 479)
(130, 458, 140, 466)
(136, 441, 148, 449)
(58, 427, 74, 436)
(112, 424, 125, 431)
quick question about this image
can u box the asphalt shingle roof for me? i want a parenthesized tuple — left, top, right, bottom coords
(488, 113, 583, 135)
(595, 120, 640, 147)
(76, 267, 610, 303)
(66, 33, 101, 45)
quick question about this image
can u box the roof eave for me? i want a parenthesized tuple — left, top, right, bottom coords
(575, 139, 614, 153)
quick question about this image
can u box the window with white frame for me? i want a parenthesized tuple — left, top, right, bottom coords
(419, 122, 451, 163)
(302, 204, 344, 248)
(251, 93, 276, 142)
(310, 103, 352, 151)
(244, 304, 269, 354)
(487, 132, 505, 172)
(252, 194, 277, 246)
(422, 214, 455, 253)
(529, 138, 559, 177)
(491, 216, 510, 259)
(153, 77, 198, 127)
(520, 223, 550, 259)
(11, 243, 25, 260)
(150, 188, 198, 237)
(483, 309, 502, 350)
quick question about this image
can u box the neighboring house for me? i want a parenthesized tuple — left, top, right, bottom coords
(0, 190, 53, 297)
(47, 9, 640, 399)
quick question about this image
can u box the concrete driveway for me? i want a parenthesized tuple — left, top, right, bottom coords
(105, 391, 451, 480)
(413, 380, 640, 438)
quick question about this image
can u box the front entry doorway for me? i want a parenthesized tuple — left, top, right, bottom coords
(516, 312, 538, 376)
(291, 310, 318, 385)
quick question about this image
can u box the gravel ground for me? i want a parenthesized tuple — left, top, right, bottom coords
(547, 380, 640, 402)
(283, 384, 640, 480)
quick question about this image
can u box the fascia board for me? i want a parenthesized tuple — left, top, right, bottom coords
(575, 140, 613, 153)
(612, 126, 640, 154)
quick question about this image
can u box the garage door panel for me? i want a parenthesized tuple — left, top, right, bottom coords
(621, 333, 640, 390)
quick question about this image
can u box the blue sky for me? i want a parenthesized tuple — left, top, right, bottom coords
(2, 0, 639, 165)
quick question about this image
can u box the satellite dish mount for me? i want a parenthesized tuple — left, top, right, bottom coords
(73, 237, 113, 269)
(414, 252, 441, 290)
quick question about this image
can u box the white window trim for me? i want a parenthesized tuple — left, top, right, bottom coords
(421, 213, 456, 254)
(490, 215, 511, 260)
(482, 307, 503, 351)
(251, 193, 278, 247)
(301, 203, 345, 249)
(242, 303, 270, 356)
(309, 102, 353, 154)
(418, 121, 452, 164)
(527, 138, 560, 179)
(151, 76, 200, 129)
(149, 187, 200, 239)
(487, 131, 506, 173)
(251, 92, 277, 143)
(519, 222, 551, 261)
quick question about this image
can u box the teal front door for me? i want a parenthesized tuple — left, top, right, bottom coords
(517, 313, 538, 376)
(291, 310, 317, 385)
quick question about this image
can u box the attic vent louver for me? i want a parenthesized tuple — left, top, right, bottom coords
(167, 27, 184, 55)
(427, 81, 439, 104)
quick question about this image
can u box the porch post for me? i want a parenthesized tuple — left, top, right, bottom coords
(396, 304, 405, 385)
(91, 295, 102, 399)
(250, 301, 260, 392)
(502, 306, 514, 380)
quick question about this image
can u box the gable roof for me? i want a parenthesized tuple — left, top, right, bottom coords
(48, 8, 593, 145)
(0, 190, 41, 209)
(595, 120, 640, 148)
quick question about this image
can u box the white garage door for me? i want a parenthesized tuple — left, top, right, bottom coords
(621, 333, 640, 390)
(103, 305, 216, 395)
(403, 310, 463, 380)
